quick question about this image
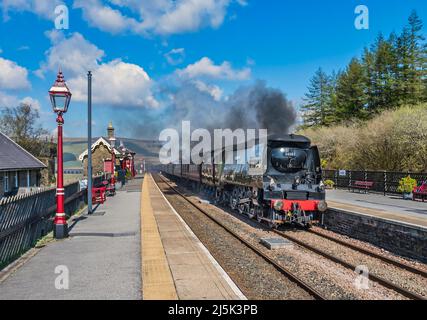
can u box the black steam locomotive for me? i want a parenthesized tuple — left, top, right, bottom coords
(162, 134, 327, 227)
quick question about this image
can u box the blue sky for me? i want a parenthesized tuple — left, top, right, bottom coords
(0, 0, 426, 138)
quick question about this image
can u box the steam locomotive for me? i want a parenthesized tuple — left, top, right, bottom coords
(162, 134, 327, 227)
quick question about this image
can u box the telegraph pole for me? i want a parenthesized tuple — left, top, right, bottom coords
(87, 71, 93, 214)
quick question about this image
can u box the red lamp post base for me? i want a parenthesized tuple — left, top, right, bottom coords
(53, 222, 68, 239)
(54, 213, 68, 239)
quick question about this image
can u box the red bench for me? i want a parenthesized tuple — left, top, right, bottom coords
(413, 182, 427, 202)
(349, 180, 374, 193)
(92, 186, 106, 204)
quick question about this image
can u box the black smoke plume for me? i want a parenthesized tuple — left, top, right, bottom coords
(120, 80, 296, 139)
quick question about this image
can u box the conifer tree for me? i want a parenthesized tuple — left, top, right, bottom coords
(335, 58, 367, 121)
(301, 68, 334, 127)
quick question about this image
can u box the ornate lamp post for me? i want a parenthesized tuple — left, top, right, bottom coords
(49, 70, 72, 239)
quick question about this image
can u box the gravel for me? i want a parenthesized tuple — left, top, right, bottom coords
(164, 176, 418, 300)
(280, 228, 427, 298)
(155, 177, 315, 300)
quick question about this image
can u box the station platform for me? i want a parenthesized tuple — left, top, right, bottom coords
(326, 189, 427, 228)
(0, 178, 143, 300)
(141, 174, 245, 300)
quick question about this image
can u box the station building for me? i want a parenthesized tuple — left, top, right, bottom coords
(0, 131, 46, 198)
(78, 122, 136, 177)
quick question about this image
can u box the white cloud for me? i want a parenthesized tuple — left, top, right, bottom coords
(164, 48, 185, 65)
(74, 0, 140, 35)
(69, 59, 158, 108)
(38, 32, 158, 109)
(3, 1, 247, 36)
(0, 57, 31, 90)
(37, 31, 105, 78)
(151, 0, 229, 35)
(0, 92, 41, 112)
(0, 91, 19, 107)
(177, 57, 251, 80)
(1, 0, 63, 20)
(73, 0, 246, 36)
(20, 96, 41, 111)
(193, 80, 223, 101)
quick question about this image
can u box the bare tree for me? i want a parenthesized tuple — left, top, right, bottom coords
(0, 103, 51, 157)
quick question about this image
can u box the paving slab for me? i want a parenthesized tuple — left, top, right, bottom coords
(327, 189, 427, 228)
(144, 174, 246, 300)
(0, 178, 143, 300)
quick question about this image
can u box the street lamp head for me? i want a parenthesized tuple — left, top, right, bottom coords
(49, 70, 72, 114)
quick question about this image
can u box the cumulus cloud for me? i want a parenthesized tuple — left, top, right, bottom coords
(68, 59, 159, 108)
(20, 96, 41, 111)
(1, 0, 63, 21)
(0, 91, 18, 107)
(164, 48, 185, 65)
(37, 31, 105, 78)
(176, 57, 251, 80)
(74, 0, 246, 36)
(0, 57, 31, 90)
(3, 0, 248, 36)
(74, 0, 140, 35)
(37, 32, 158, 109)
(193, 80, 223, 101)
(0, 93, 41, 111)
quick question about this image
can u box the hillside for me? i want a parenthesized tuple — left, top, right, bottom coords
(63, 137, 162, 170)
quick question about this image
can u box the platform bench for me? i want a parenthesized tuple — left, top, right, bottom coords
(92, 186, 106, 204)
(349, 181, 374, 193)
(413, 182, 427, 202)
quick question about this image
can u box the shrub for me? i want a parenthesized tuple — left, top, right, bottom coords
(324, 179, 335, 189)
(299, 103, 427, 172)
(397, 176, 417, 194)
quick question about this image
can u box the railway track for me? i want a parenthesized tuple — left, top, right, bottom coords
(153, 173, 327, 300)
(306, 228, 427, 278)
(271, 229, 426, 300)
(157, 173, 427, 300)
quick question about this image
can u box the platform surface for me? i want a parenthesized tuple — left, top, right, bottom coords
(0, 179, 143, 300)
(142, 174, 245, 300)
(326, 189, 427, 228)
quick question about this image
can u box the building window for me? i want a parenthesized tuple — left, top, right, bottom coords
(14, 171, 18, 188)
(4, 172, 9, 193)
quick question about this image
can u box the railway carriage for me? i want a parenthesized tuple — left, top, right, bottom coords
(162, 134, 327, 227)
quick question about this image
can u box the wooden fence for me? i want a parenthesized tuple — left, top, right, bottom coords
(0, 175, 108, 269)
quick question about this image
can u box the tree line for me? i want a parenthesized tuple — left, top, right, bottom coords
(301, 10, 427, 127)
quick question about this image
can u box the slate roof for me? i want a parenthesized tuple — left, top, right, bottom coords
(0, 131, 46, 171)
(78, 137, 121, 161)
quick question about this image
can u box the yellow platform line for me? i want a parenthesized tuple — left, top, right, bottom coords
(141, 174, 178, 300)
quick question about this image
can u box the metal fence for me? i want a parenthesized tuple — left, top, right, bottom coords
(323, 169, 427, 195)
(0, 174, 108, 270)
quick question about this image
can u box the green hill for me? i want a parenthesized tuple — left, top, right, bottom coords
(63, 137, 162, 169)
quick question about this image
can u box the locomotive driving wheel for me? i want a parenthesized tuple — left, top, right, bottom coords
(256, 208, 263, 223)
(268, 220, 279, 229)
(248, 207, 255, 219)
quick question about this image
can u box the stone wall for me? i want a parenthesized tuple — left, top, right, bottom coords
(82, 144, 112, 176)
(322, 208, 427, 263)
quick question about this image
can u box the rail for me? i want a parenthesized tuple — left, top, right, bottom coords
(155, 173, 327, 300)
